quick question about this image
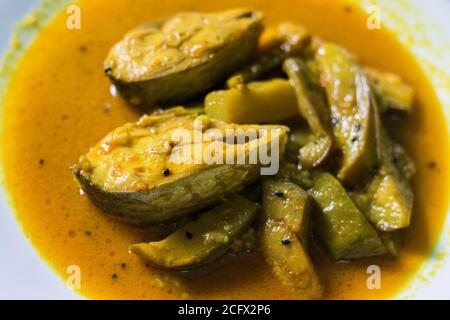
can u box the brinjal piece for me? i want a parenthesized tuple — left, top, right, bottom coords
(316, 43, 377, 185)
(129, 196, 259, 270)
(309, 173, 386, 260)
(260, 179, 322, 299)
(283, 57, 333, 169)
(362, 100, 414, 231)
(262, 179, 312, 244)
(205, 79, 299, 124)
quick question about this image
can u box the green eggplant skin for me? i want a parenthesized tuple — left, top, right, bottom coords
(104, 9, 264, 110)
(363, 169, 413, 232)
(262, 179, 311, 245)
(362, 99, 414, 231)
(316, 43, 377, 185)
(141, 216, 195, 242)
(129, 196, 259, 270)
(283, 57, 333, 169)
(260, 179, 322, 298)
(309, 173, 386, 260)
(346, 109, 414, 232)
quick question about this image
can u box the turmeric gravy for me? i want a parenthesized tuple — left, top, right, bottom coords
(1, 0, 449, 299)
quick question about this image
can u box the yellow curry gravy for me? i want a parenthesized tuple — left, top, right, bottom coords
(2, 0, 449, 299)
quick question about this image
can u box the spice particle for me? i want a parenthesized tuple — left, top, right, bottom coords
(274, 191, 284, 198)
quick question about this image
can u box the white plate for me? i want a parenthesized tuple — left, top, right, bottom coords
(0, 0, 449, 300)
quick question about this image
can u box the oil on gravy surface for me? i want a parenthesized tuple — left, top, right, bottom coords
(2, 0, 449, 299)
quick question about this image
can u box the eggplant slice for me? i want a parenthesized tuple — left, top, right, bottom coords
(260, 179, 322, 299)
(130, 196, 259, 270)
(72, 107, 288, 226)
(316, 43, 378, 185)
(104, 9, 264, 109)
(309, 173, 386, 260)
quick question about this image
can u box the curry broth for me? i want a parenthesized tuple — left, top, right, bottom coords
(2, 0, 449, 299)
